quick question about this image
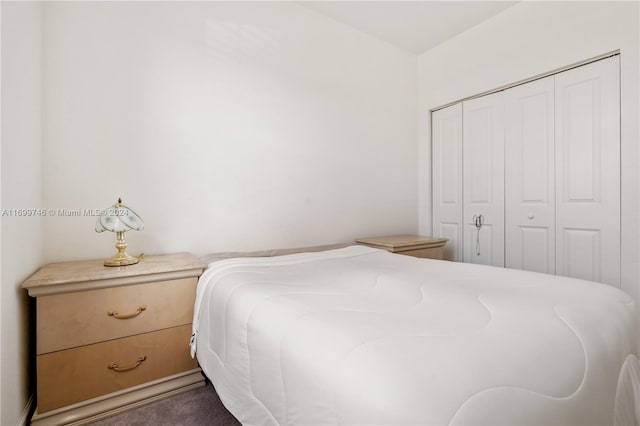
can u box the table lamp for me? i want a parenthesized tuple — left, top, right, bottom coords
(95, 198, 145, 266)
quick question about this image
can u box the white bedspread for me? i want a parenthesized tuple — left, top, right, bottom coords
(192, 246, 638, 425)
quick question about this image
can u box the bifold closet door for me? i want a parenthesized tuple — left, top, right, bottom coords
(463, 92, 504, 266)
(504, 76, 555, 274)
(432, 103, 463, 261)
(555, 56, 620, 286)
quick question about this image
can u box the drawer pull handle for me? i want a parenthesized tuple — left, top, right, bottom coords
(108, 355, 147, 372)
(107, 305, 146, 319)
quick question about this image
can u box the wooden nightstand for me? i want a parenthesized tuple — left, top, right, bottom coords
(22, 253, 206, 426)
(355, 235, 448, 259)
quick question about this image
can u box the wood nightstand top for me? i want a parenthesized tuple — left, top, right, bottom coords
(355, 235, 448, 252)
(22, 252, 205, 296)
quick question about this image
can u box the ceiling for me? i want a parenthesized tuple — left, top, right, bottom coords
(301, 1, 518, 54)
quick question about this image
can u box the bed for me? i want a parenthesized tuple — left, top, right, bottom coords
(191, 245, 639, 425)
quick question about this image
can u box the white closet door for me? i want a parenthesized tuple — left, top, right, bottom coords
(505, 76, 555, 273)
(432, 103, 463, 261)
(463, 93, 504, 266)
(555, 56, 620, 286)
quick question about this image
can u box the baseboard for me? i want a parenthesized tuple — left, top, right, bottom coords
(18, 395, 35, 426)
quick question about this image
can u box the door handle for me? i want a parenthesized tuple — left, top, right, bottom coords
(472, 214, 484, 256)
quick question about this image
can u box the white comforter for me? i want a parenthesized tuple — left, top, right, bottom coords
(192, 246, 638, 425)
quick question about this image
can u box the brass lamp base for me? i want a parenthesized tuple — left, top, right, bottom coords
(104, 253, 140, 267)
(104, 230, 141, 267)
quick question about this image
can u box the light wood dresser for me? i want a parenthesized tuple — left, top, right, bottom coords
(21, 252, 206, 426)
(355, 235, 448, 260)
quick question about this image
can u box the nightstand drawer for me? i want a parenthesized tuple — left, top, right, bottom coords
(36, 324, 198, 412)
(37, 277, 197, 354)
(398, 247, 444, 259)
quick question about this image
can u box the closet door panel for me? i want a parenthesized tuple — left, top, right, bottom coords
(463, 93, 504, 266)
(504, 76, 555, 274)
(555, 56, 620, 286)
(432, 103, 463, 261)
(563, 229, 601, 282)
(518, 226, 551, 273)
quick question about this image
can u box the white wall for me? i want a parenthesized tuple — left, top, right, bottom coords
(418, 1, 640, 304)
(41, 1, 418, 262)
(1, 2, 43, 424)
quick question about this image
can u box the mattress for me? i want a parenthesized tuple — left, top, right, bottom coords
(191, 246, 639, 425)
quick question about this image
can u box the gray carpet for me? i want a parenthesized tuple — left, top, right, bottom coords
(89, 383, 241, 426)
